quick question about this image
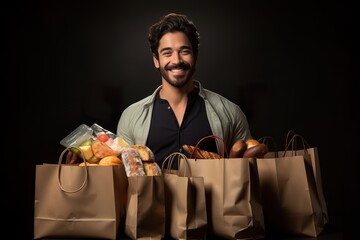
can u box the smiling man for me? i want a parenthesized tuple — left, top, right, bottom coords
(117, 13, 252, 168)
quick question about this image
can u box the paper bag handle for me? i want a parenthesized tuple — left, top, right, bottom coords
(191, 135, 228, 160)
(57, 147, 88, 193)
(285, 130, 311, 149)
(283, 133, 311, 157)
(285, 130, 296, 146)
(258, 136, 279, 157)
(162, 152, 192, 177)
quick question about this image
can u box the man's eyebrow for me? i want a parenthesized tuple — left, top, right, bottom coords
(159, 47, 172, 54)
(180, 46, 192, 51)
(159, 45, 192, 54)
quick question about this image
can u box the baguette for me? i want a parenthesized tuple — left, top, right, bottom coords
(182, 144, 220, 159)
(143, 162, 162, 176)
(130, 145, 155, 161)
(121, 148, 146, 176)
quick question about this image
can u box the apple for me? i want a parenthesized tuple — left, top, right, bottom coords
(97, 133, 109, 142)
(69, 147, 81, 155)
(80, 139, 93, 146)
(78, 145, 94, 160)
(87, 155, 100, 164)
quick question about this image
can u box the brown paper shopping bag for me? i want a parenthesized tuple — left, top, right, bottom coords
(257, 132, 328, 237)
(179, 135, 265, 240)
(125, 175, 165, 240)
(162, 152, 208, 239)
(282, 131, 329, 226)
(34, 147, 128, 239)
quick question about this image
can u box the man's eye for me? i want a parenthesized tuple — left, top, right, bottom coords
(181, 50, 191, 55)
(162, 52, 172, 57)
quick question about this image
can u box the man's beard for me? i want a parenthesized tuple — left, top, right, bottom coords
(159, 63, 196, 88)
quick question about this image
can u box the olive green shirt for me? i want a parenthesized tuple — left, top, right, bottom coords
(116, 81, 252, 156)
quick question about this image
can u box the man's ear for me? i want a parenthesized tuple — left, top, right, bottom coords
(153, 54, 160, 68)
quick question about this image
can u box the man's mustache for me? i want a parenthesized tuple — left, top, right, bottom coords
(165, 63, 190, 71)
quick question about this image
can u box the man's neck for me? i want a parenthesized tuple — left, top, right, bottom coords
(159, 80, 194, 105)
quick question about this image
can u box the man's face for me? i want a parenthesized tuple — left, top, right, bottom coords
(153, 31, 196, 88)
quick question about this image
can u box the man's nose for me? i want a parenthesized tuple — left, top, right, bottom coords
(172, 53, 183, 64)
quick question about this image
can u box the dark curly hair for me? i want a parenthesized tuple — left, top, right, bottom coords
(148, 13, 200, 60)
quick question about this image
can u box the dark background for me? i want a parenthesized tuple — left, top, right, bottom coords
(4, 0, 354, 239)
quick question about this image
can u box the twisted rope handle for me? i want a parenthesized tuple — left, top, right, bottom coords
(57, 146, 88, 193)
(162, 152, 191, 177)
(258, 135, 278, 157)
(191, 135, 228, 160)
(285, 130, 297, 146)
(283, 133, 310, 157)
(285, 130, 311, 152)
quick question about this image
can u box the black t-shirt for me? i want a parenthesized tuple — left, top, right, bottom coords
(146, 88, 217, 169)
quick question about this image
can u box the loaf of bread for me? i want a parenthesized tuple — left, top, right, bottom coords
(200, 148, 220, 159)
(130, 145, 155, 161)
(91, 139, 119, 158)
(229, 139, 247, 158)
(243, 143, 268, 158)
(246, 139, 260, 149)
(99, 155, 122, 165)
(78, 162, 99, 166)
(182, 144, 202, 158)
(143, 162, 162, 176)
(121, 148, 146, 176)
(182, 144, 220, 159)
